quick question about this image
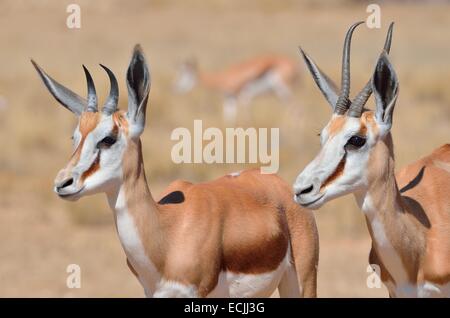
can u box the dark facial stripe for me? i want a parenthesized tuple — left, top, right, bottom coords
(321, 154, 346, 190)
(80, 152, 100, 182)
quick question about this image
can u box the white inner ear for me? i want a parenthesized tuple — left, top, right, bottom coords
(376, 120, 392, 138)
(127, 115, 145, 139)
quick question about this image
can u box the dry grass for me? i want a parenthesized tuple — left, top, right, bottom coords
(0, 0, 448, 297)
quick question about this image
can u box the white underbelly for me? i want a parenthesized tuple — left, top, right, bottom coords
(207, 252, 290, 298)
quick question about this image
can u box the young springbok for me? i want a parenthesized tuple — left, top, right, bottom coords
(32, 45, 319, 298)
(293, 22, 449, 297)
(173, 55, 299, 122)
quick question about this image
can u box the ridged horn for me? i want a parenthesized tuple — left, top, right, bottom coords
(334, 21, 365, 115)
(100, 64, 119, 115)
(82, 65, 98, 112)
(348, 22, 394, 117)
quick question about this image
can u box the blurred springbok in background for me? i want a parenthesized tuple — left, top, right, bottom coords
(293, 21, 450, 297)
(173, 55, 299, 123)
(32, 45, 319, 298)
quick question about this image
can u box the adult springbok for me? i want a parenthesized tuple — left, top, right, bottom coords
(173, 55, 299, 122)
(32, 45, 319, 298)
(293, 22, 449, 297)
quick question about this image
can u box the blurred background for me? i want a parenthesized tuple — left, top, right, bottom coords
(0, 0, 449, 297)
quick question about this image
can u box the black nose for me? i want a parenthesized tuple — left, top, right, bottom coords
(57, 178, 73, 191)
(296, 184, 314, 196)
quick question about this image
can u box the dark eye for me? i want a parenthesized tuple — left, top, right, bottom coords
(346, 135, 366, 148)
(98, 136, 117, 148)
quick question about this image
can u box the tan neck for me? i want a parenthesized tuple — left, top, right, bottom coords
(364, 134, 401, 217)
(107, 138, 165, 270)
(355, 134, 424, 284)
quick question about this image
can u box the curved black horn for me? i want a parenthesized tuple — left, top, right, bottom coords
(32, 60, 86, 116)
(100, 64, 119, 115)
(334, 21, 365, 115)
(348, 22, 394, 117)
(82, 65, 98, 112)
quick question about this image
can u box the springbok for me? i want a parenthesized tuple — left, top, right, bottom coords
(32, 45, 319, 298)
(293, 21, 450, 297)
(173, 55, 299, 122)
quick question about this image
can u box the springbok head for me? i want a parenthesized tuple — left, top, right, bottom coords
(293, 22, 399, 209)
(172, 57, 198, 94)
(32, 45, 150, 200)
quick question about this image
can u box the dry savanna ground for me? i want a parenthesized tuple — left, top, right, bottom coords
(0, 0, 449, 297)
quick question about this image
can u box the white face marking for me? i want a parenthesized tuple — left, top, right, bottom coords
(228, 171, 241, 177)
(78, 117, 125, 195)
(55, 114, 128, 200)
(293, 115, 372, 209)
(72, 128, 82, 151)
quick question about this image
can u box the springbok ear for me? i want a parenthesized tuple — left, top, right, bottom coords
(299, 48, 339, 110)
(372, 51, 399, 127)
(31, 60, 85, 116)
(126, 45, 151, 136)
